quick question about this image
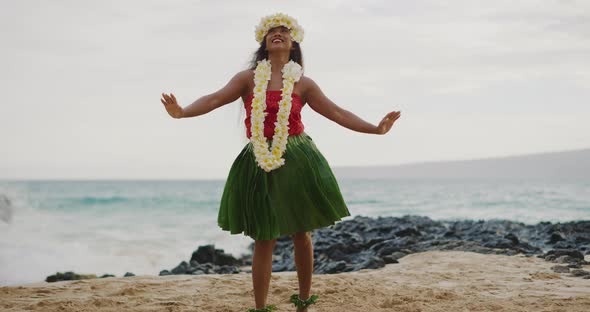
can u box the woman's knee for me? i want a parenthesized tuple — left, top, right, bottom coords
(254, 238, 277, 249)
(290, 231, 311, 245)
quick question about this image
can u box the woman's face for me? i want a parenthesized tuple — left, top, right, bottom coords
(264, 26, 293, 52)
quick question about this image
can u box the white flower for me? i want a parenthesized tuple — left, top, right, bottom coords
(282, 61, 303, 82)
(254, 13, 305, 43)
(249, 58, 301, 172)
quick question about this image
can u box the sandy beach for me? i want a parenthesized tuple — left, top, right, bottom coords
(2, 250, 589, 312)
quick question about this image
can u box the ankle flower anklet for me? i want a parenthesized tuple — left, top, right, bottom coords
(246, 304, 277, 312)
(290, 294, 319, 310)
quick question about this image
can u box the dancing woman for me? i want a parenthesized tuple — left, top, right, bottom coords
(161, 13, 401, 312)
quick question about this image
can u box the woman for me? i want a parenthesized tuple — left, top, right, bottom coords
(161, 13, 401, 312)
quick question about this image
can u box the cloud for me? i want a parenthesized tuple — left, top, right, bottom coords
(1, 0, 589, 178)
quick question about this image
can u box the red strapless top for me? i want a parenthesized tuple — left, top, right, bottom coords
(244, 90, 305, 139)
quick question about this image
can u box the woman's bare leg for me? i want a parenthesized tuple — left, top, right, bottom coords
(252, 238, 277, 309)
(292, 231, 314, 311)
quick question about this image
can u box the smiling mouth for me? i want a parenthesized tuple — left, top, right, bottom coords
(272, 38, 284, 43)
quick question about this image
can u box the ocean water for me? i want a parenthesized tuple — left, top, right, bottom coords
(1, 179, 589, 286)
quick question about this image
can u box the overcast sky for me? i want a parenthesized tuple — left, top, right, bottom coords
(1, 0, 589, 179)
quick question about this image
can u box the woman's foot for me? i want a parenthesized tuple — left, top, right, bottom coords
(290, 293, 318, 312)
(296, 295, 308, 312)
(246, 304, 277, 312)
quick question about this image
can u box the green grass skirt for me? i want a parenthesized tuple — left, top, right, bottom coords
(217, 132, 351, 241)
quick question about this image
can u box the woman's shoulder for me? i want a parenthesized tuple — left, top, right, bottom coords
(230, 69, 255, 98)
(236, 68, 255, 80)
(295, 75, 317, 104)
(298, 75, 320, 97)
(299, 75, 319, 88)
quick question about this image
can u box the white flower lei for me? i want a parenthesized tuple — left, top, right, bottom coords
(251, 59, 303, 172)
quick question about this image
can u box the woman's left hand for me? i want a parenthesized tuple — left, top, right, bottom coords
(376, 111, 401, 135)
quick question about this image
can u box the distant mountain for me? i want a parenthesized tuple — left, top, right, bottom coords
(332, 148, 590, 179)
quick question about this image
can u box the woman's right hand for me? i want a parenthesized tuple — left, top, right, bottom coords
(161, 92, 184, 119)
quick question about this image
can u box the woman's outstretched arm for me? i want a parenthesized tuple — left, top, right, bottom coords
(161, 70, 251, 119)
(304, 77, 401, 135)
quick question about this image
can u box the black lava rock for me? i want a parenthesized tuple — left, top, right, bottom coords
(236, 215, 590, 280)
(160, 244, 243, 276)
(45, 271, 97, 283)
(190, 244, 242, 266)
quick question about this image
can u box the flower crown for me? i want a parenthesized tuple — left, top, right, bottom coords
(254, 13, 304, 43)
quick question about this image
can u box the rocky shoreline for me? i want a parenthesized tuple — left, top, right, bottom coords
(46, 214, 590, 282)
